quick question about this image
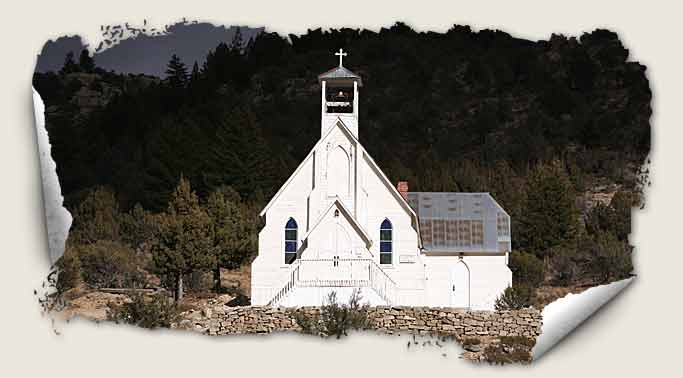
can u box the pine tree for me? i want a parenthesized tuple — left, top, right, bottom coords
(165, 54, 188, 89)
(69, 186, 121, 245)
(517, 160, 580, 259)
(205, 186, 255, 291)
(229, 27, 244, 51)
(190, 61, 201, 83)
(78, 49, 95, 72)
(59, 51, 79, 74)
(204, 109, 278, 198)
(151, 177, 215, 301)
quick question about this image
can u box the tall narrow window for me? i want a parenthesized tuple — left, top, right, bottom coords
(380, 219, 393, 264)
(285, 218, 298, 264)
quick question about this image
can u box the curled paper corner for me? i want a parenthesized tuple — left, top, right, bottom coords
(532, 277, 635, 360)
(32, 87, 72, 265)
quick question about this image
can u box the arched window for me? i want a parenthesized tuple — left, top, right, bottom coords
(380, 219, 393, 264)
(285, 218, 298, 264)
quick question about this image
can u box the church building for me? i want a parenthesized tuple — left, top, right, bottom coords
(251, 50, 513, 310)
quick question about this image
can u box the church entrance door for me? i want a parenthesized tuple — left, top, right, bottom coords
(321, 222, 352, 281)
(450, 261, 470, 308)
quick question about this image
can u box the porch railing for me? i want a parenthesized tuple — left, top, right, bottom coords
(267, 258, 397, 306)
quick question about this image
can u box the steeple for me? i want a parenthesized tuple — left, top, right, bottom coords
(318, 49, 362, 138)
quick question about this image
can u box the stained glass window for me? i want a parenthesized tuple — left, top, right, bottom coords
(380, 219, 393, 264)
(285, 218, 298, 264)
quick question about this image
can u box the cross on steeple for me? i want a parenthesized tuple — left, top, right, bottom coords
(335, 48, 347, 67)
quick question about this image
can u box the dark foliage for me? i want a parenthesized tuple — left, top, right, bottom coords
(484, 336, 535, 364)
(33, 24, 650, 214)
(494, 285, 534, 310)
(34, 24, 649, 293)
(74, 241, 146, 289)
(509, 252, 544, 288)
(55, 250, 81, 293)
(107, 292, 180, 329)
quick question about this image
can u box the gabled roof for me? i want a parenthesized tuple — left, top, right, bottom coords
(259, 117, 353, 217)
(301, 197, 373, 249)
(259, 117, 422, 247)
(318, 66, 363, 87)
(407, 192, 509, 253)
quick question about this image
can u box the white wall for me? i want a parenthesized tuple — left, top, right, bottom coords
(423, 254, 512, 310)
(253, 120, 511, 309)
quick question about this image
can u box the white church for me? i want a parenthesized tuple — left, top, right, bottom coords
(251, 50, 512, 310)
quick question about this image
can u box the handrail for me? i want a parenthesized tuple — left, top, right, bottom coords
(266, 258, 398, 306)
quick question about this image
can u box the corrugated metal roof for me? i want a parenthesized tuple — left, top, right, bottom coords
(318, 66, 363, 86)
(407, 192, 511, 253)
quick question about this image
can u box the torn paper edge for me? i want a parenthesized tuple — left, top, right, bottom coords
(32, 87, 72, 264)
(532, 277, 634, 360)
(31, 85, 634, 362)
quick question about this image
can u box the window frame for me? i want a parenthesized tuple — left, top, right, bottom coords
(379, 218, 393, 265)
(284, 218, 298, 264)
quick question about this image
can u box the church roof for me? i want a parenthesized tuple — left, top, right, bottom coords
(407, 192, 510, 253)
(301, 197, 373, 249)
(318, 66, 363, 86)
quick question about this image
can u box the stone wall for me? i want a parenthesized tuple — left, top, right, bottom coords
(178, 305, 542, 338)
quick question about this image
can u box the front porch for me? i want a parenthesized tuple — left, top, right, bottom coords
(268, 258, 397, 307)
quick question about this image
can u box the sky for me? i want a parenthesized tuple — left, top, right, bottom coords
(35, 22, 262, 77)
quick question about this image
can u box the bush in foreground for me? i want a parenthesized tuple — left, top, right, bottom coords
(292, 289, 370, 338)
(494, 285, 534, 311)
(107, 292, 179, 329)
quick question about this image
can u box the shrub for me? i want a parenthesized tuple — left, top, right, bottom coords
(585, 190, 638, 242)
(76, 241, 146, 288)
(484, 337, 534, 364)
(107, 292, 179, 329)
(587, 231, 633, 283)
(495, 285, 534, 310)
(548, 243, 579, 286)
(320, 289, 370, 338)
(292, 289, 370, 338)
(292, 310, 320, 335)
(55, 248, 81, 294)
(509, 251, 545, 288)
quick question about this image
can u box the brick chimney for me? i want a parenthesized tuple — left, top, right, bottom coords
(397, 181, 409, 201)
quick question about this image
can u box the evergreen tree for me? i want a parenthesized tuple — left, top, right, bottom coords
(165, 54, 188, 89)
(205, 186, 255, 291)
(517, 160, 580, 258)
(204, 109, 278, 198)
(151, 177, 214, 301)
(78, 49, 95, 72)
(59, 51, 79, 74)
(69, 186, 121, 245)
(190, 61, 201, 83)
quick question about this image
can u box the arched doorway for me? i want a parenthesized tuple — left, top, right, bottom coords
(450, 260, 470, 308)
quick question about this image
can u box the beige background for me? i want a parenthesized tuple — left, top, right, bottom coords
(0, 0, 679, 375)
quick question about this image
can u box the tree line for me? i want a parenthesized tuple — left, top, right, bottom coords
(35, 23, 648, 303)
(58, 178, 260, 301)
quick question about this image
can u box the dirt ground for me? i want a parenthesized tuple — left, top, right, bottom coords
(220, 264, 251, 296)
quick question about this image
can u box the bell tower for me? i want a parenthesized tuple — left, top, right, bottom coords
(318, 48, 363, 138)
